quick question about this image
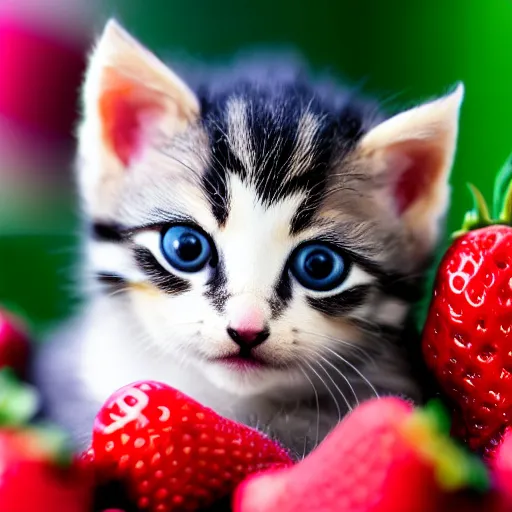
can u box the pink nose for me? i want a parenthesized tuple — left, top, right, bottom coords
(227, 299, 269, 348)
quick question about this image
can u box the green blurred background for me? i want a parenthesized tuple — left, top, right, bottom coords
(0, 0, 511, 335)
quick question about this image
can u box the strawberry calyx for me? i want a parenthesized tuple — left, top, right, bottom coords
(0, 368, 73, 467)
(400, 400, 490, 493)
(5, 424, 74, 467)
(454, 154, 512, 237)
(493, 153, 512, 222)
(0, 367, 39, 427)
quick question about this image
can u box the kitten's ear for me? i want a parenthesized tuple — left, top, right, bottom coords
(78, 19, 199, 211)
(357, 84, 464, 256)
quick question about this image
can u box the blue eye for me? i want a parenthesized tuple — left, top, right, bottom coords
(161, 225, 214, 272)
(290, 243, 349, 291)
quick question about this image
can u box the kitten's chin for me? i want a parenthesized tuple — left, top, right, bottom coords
(199, 358, 299, 396)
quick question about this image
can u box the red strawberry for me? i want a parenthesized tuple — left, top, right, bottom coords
(422, 157, 512, 458)
(0, 371, 93, 512)
(491, 429, 512, 511)
(233, 397, 489, 512)
(0, 427, 94, 512)
(85, 380, 293, 512)
(0, 308, 31, 378)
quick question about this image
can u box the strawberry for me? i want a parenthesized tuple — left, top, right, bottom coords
(0, 427, 94, 512)
(85, 380, 293, 512)
(233, 397, 489, 512)
(0, 307, 31, 378)
(490, 429, 512, 512)
(422, 156, 512, 458)
(0, 370, 94, 512)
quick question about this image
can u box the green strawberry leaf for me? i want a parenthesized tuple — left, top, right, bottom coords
(499, 179, 512, 225)
(0, 368, 40, 426)
(406, 401, 490, 494)
(465, 455, 491, 494)
(29, 423, 74, 467)
(453, 153, 512, 238)
(454, 183, 492, 237)
(492, 152, 512, 221)
(423, 398, 451, 434)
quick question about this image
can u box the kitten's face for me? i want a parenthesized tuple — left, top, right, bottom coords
(79, 20, 463, 400)
(91, 104, 380, 397)
(127, 177, 364, 396)
(122, 158, 376, 396)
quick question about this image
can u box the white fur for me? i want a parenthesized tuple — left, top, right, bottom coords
(287, 111, 320, 179)
(226, 98, 257, 176)
(87, 240, 146, 282)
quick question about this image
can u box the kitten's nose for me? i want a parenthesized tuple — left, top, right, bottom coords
(227, 326, 270, 348)
(226, 295, 270, 349)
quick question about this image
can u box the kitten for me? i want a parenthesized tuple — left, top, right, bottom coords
(33, 19, 463, 458)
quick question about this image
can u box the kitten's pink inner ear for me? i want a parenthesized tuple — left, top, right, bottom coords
(99, 69, 165, 167)
(387, 141, 442, 215)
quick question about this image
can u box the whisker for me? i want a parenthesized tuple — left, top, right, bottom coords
(301, 431, 308, 461)
(294, 327, 374, 365)
(303, 359, 342, 424)
(298, 363, 320, 453)
(347, 316, 385, 339)
(322, 345, 379, 398)
(316, 353, 358, 408)
(300, 344, 356, 409)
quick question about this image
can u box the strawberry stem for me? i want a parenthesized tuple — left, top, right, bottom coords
(454, 153, 512, 237)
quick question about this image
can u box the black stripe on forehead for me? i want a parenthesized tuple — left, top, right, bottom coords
(201, 121, 235, 226)
(291, 102, 367, 234)
(197, 79, 367, 226)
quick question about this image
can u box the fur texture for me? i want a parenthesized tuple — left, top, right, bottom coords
(34, 20, 463, 458)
